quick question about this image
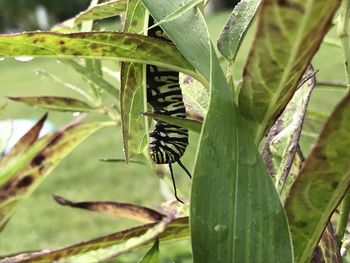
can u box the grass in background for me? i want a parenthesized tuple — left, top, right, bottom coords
(0, 11, 348, 261)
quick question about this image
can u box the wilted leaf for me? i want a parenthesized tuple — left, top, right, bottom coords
(238, 0, 341, 144)
(8, 96, 100, 113)
(54, 195, 164, 223)
(0, 217, 188, 263)
(261, 66, 316, 194)
(0, 32, 203, 83)
(0, 121, 110, 229)
(142, 112, 202, 134)
(120, 0, 148, 162)
(217, 0, 260, 62)
(138, 239, 159, 263)
(285, 91, 350, 263)
(74, 0, 127, 26)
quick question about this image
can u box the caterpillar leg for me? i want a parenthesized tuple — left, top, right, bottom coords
(177, 159, 192, 179)
(169, 162, 184, 204)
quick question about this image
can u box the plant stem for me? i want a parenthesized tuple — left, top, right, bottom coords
(336, 0, 350, 248)
(337, 0, 350, 90)
(337, 191, 350, 246)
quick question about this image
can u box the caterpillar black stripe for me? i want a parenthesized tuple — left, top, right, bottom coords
(146, 16, 191, 203)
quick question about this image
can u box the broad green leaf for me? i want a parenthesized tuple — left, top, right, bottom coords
(142, 1, 293, 262)
(74, 0, 127, 26)
(217, 0, 260, 62)
(138, 239, 159, 263)
(120, 0, 148, 162)
(311, 223, 341, 263)
(0, 32, 205, 84)
(0, 121, 110, 229)
(140, 0, 211, 81)
(284, 92, 350, 263)
(60, 59, 119, 100)
(54, 195, 164, 223)
(0, 217, 188, 263)
(7, 96, 101, 113)
(143, 112, 202, 134)
(261, 66, 316, 194)
(238, 0, 341, 144)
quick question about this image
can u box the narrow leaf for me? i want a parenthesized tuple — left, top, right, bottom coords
(217, 0, 260, 62)
(7, 96, 100, 113)
(0, 217, 188, 263)
(285, 91, 350, 263)
(0, 121, 110, 229)
(120, 0, 148, 162)
(99, 158, 145, 165)
(53, 195, 164, 223)
(238, 0, 341, 144)
(0, 32, 201, 83)
(74, 0, 127, 26)
(143, 112, 202, 133)
(138, 239, 159, 263)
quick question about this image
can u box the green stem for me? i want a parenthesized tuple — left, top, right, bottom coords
(337, 191, 350, 246)
(337, 0, 350, 91)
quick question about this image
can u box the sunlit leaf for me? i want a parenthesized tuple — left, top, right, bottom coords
(0, 32, 203, 83)
(142, 112, 202, 134)
(7, 96, 101, 113)
(217, 0, 260, 62)
(74, 0, 127, 26)
(285, 91, 350, 263)
(238, 0, 341, 144)
(0, 217, 188, 263)
(0, 121, 111, 229)
(53, 195, 164, 223)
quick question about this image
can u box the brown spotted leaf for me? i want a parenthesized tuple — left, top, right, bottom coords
(0, 121, 111, 229)
(0, 217, 188, 263)
(53, 195, 164, 223)
(0, 32, 202, 82)
(238, 0, 341, 144)
(8, 96, 101, 113)
(74, 0, 127, 26)
(120, 0, 148, 162)
(285, 91, 350, 263)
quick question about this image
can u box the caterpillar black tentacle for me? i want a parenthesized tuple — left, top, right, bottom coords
(146, 16, 191, 203)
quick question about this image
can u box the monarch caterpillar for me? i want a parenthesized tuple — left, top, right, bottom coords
(147, 17, 191, 203)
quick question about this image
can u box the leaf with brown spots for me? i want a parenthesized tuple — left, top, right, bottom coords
(0, 121, 112, 230)
(53, 195, 164, 223)
(284, 91, 350, 263)
(238, 0, 341, 144)
(0, 217, 188, 263)
(120, 0, 148, 162)
(0, 32, 206, 85)
(8, 96, 101, 113)
(74, 0, 127, 26)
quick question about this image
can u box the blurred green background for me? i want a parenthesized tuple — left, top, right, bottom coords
(0, 1, 348, 262)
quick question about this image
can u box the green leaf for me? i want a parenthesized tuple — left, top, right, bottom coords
(143, 112, 202, 134)
(60, 59, 119, 100)
(120, 0, 148, 162)
(74, 0, 127, 26)
(138, 239, 159, 263)
(261, 66, 316, 195)
(140, 0, 211, 81)
(0, 32, 203, 84)
(0, 217, 188, 262)
(53, 195, 164, 223)
(217, 0, 260, 62)
(238, 0, 341, 144)
(0, 121, 110, 229)
(7, 96, 101, 113)
(284, 91, 350, 263)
